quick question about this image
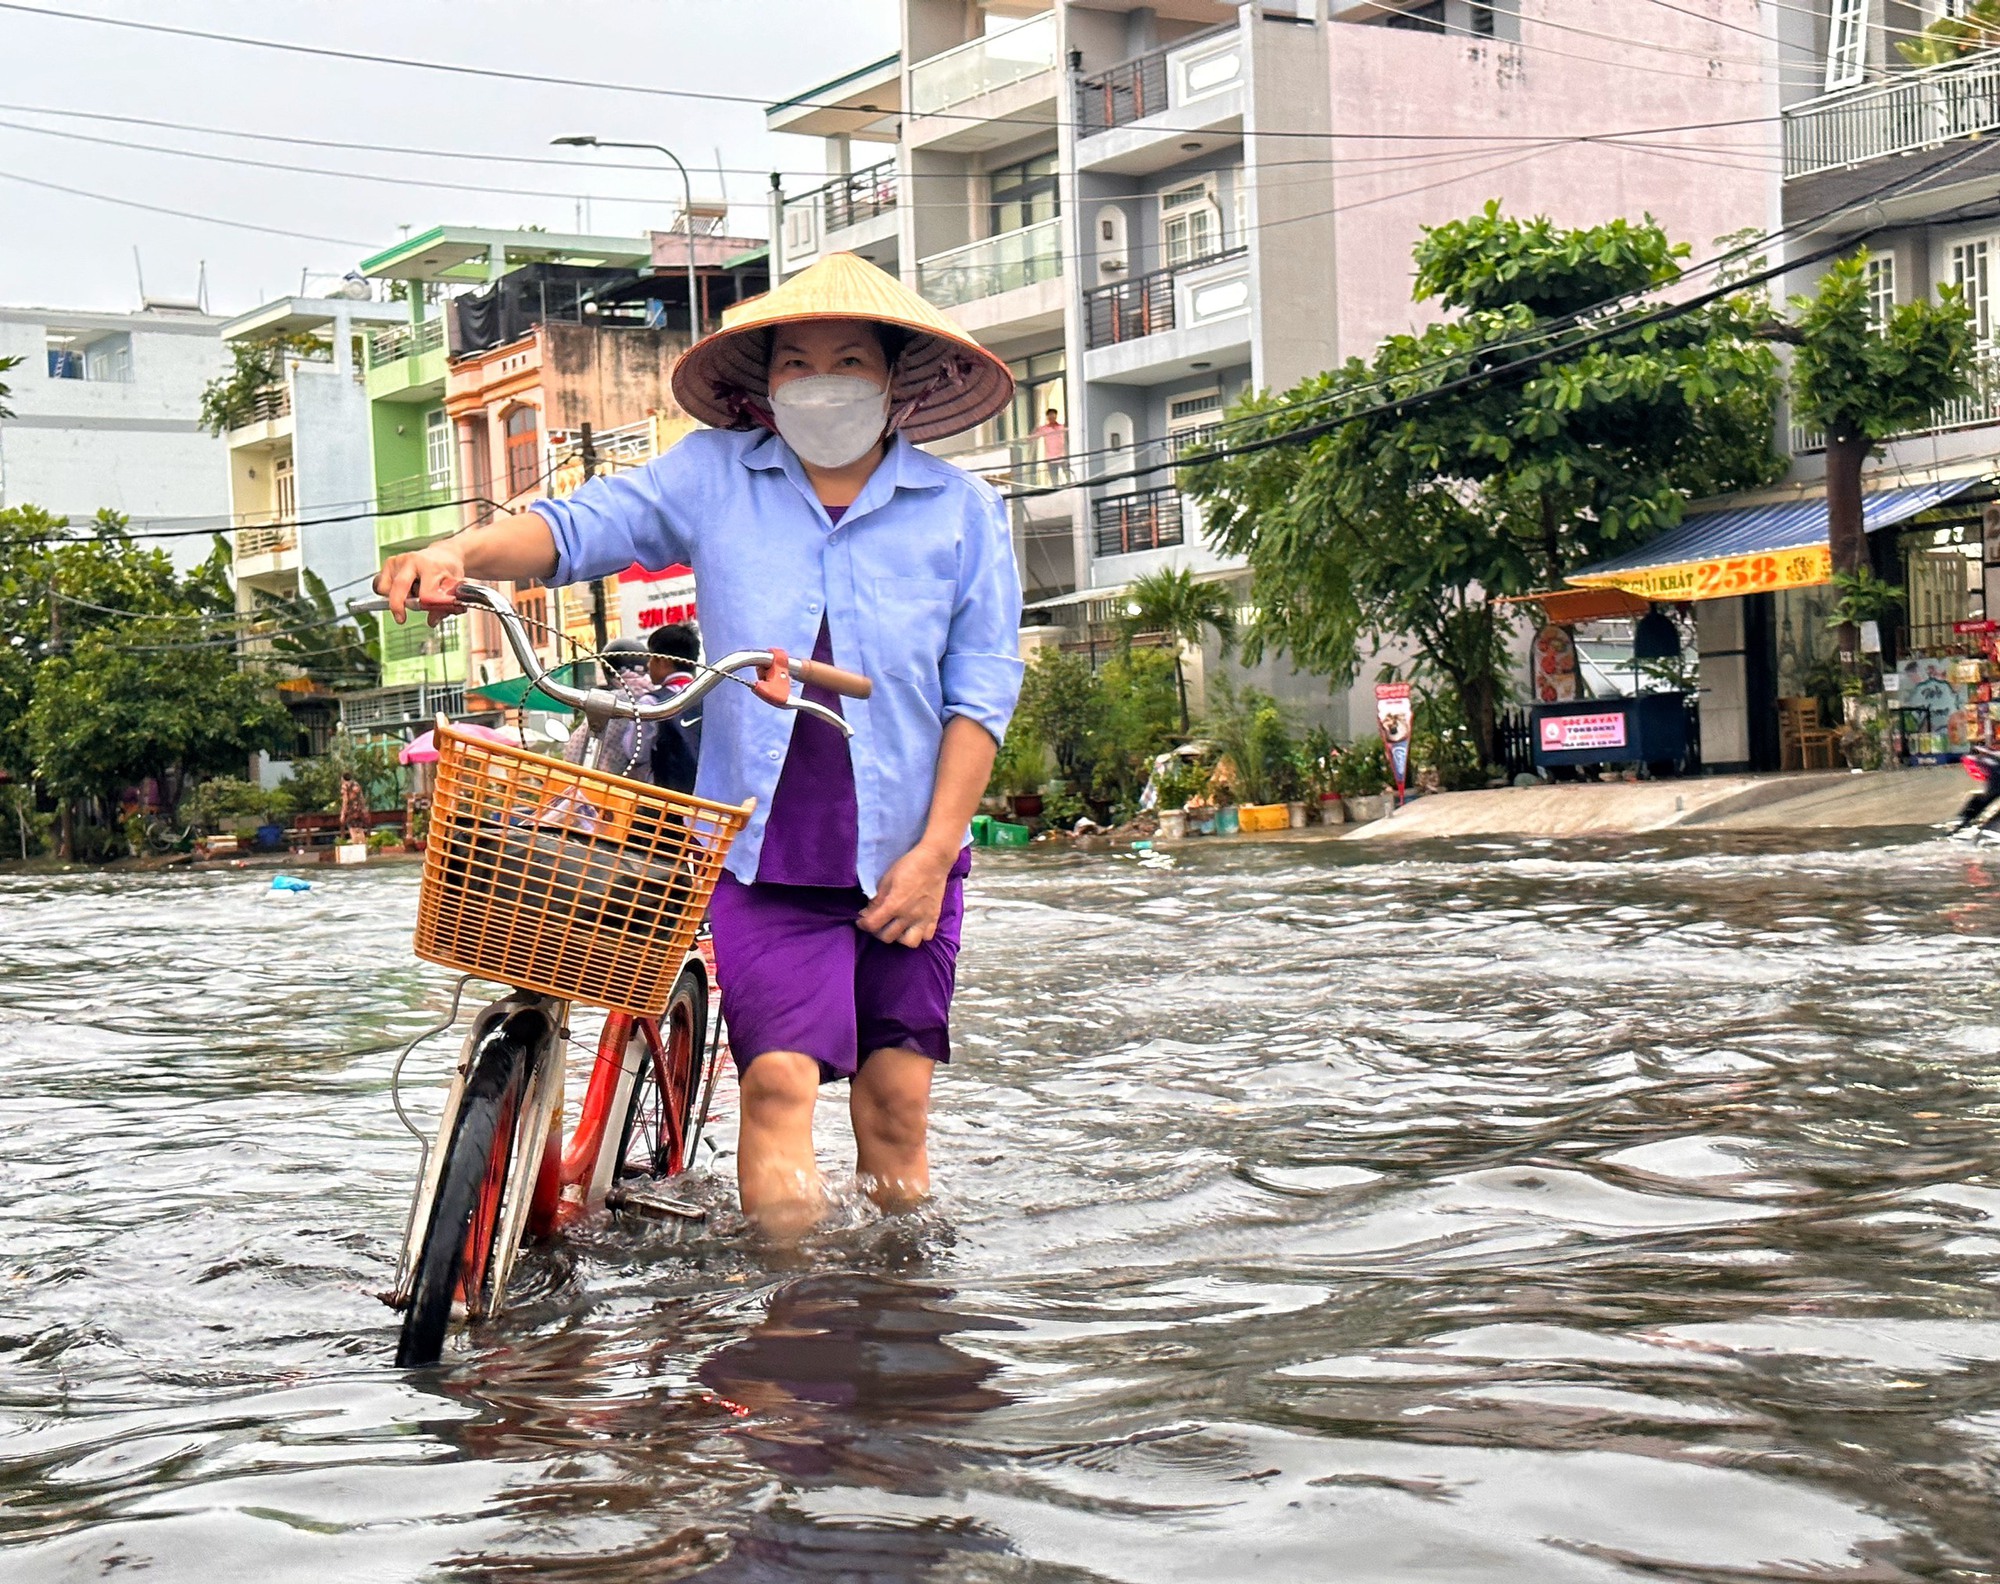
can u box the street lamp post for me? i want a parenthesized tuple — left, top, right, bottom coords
(551, 136, 703, 339)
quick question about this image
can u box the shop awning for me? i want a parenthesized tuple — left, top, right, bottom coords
(1567, 480, 1979, 602)
(465, 661, 593, 710)
(1498, 587, 1652, 624)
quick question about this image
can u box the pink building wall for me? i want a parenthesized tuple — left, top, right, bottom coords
(1326, 0, 1778, 359)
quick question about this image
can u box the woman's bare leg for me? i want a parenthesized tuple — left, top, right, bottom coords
(850, 1048, 935, 1211)
(736, 1050, 824, 1238)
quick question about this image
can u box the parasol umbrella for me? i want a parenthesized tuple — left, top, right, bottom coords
(399, 722, 518, 765)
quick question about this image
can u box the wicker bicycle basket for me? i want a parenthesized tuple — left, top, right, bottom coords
(415, 723, 751, 1017)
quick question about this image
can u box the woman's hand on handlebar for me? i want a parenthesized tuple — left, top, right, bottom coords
(374, 542, 468, 623)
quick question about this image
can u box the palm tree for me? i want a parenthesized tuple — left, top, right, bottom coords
(1120, 567, 1236, 734)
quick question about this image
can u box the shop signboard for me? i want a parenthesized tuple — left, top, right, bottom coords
(1532, 623, 1578, 703)
(1375, 683, 1413, 803)
(1539, 711, 1629, 753)
(1570, 543, 1829, 603)
(618, 562, 697, 638)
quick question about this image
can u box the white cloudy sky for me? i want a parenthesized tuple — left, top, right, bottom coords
(0, 0, 899, 314)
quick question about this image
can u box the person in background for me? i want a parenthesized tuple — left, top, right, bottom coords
(339, 773, 368, 846)
(1029, 406, 1066, 485)
(646, 622, 703, 795)
(564, 637, 655, 778)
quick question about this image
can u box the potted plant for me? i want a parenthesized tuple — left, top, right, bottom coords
(1204, 679, 1295, 833)
(1334, 735, 1392, 821)
(1299, 726, 1343, 824)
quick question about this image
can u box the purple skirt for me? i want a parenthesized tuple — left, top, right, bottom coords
(708, 847, 972, 1083)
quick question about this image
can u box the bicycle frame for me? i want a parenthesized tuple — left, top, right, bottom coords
(389, 942, 714, 1319)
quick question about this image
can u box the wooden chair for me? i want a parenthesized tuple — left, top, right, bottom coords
(1778, 696, 1841, 770)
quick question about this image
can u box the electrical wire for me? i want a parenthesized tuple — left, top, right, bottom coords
(0, 167, 372, 247)
(994, 135, 2000, 503)
(0, 0, 1806, 146)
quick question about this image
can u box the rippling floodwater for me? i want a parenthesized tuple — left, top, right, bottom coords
(9, 832, 2000, 1580)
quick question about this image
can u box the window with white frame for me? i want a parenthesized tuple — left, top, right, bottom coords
(1231, 168, 1249, 248)
(1160, 179, 1220, 268)
(1953, 239, 1991, 343)
(425, 407, 453, 488)
(273, 455, 296, 524)
(1864, 254, 1896, 325)
(1167, 388, 1223, 453)
(1824, 0, 1869, 92)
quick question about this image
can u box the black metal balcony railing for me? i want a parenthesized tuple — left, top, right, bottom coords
(1093, 487, 1185, 557)
(1076, 23, 1236, 135)
(1078, 47, 1169, 134)
(824, 159, 898, 232)
(1084, 247, 1245, 350)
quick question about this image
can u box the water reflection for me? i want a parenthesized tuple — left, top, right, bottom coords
(8, 833, 2000, 1579)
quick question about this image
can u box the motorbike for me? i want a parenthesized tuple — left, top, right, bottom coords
(1949, 742, 2000, 840)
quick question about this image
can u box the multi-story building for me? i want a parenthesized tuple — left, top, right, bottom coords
(217, 294, 407, 621)
(1570, 5, 2000, 771)
(0, 301, 229, 559)
(339, 225, 767, 734)
(769, 0, 1774, 733)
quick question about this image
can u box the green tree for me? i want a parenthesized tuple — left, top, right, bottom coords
(0, 352, 18, 418)
(1777, 253, 1976, 655)
(0, 510, 293, 856)
(1186, 205, 1784, 763)
(24, 623, 291, 818)
(1013, 648, 1104, 788)
(1898, 0, 2000, 65)
(1089, 646, 1180, 808)
(253, 568, 382, 689)
(197, 332, 328, 435)
(1119, 566, 1237, 734)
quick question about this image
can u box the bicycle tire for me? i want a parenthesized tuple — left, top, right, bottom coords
(396, 1022, 532, 1369)
(614, 965, 706, 1182)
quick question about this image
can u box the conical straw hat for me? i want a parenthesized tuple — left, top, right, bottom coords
(669, 252, 1015, 444)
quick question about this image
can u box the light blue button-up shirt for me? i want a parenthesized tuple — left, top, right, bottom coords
(530, 428, 1024, 894)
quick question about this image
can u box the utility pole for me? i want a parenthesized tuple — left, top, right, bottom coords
(581, 422, 609, 654)
(49, 573, 71, 861)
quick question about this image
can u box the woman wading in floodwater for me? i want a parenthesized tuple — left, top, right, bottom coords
(374, 253, 1024, 1237)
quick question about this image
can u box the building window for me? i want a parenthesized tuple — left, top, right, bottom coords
(999, 349, 1066, 446)
(1470, 0, 1496, 35)
(45, 330, 132, 381)
(1168, 388, 1224, 454)
(1161, 179, 1220, 267)
(1231, 169, 1249, 248)
(1953, 240, 1990, 343)
(274, 455, 296, 524)
(1864, 254, 1896, 325)
(990, 151, 1059, 234)
(425, 407, 453, 489)
(504, 405, 541, 502)
(1825, 0, 1869, 92)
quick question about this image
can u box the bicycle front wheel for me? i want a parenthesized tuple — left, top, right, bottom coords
(396, 1016, 534, 1369)
(614, 965, 707, 1182)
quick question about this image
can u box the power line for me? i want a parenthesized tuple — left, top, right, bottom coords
(0, 167, 371, 247)
(996, 137, 2000, 502)
(0, 1, 1803, 147)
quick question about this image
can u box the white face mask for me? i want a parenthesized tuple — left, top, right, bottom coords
(769, 374, 890, 469)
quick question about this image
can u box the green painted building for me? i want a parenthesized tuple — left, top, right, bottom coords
(356, 227, 653, 695)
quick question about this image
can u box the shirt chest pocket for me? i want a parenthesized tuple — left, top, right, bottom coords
(869, 576, 956, 690)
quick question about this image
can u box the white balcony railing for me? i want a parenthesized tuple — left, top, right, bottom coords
(366, 316, 445, 368)
(916, 216, 1063, 309)
(1791, 345, 2000, 452)
(1784, 46, 2000, 178)
(235, 524, 297, 559)
(909, 12, 1058, 116)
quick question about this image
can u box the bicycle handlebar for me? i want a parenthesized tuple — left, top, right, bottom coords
(349, 581, 866, 736)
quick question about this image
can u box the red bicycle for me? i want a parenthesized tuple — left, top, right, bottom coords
(352, 581, 868, 1366)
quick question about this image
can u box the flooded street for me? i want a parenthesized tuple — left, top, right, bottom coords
(9, 832, 2000, 1580)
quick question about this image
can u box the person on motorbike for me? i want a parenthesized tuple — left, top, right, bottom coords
(373, 252, 1023, 1238)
